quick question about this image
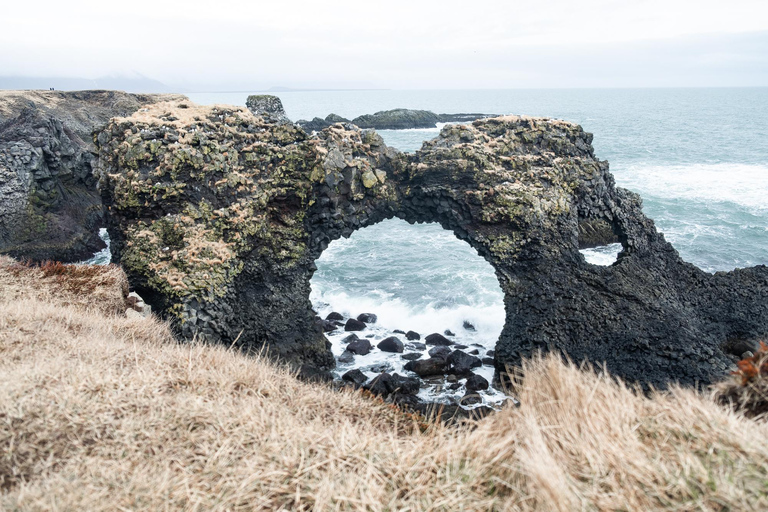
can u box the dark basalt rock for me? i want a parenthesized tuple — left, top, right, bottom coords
(463, 321, 476, 331)
(401, 352, 422, 361)
(465, 374, 489, 392)
(482, 357, 495, 366)
(377, 336, 404, 353)
(326, 311, 344, 321)
(425, 333, 453, 346)
(346, 339, 372, 355)
(404, 357, 449, 377)
(406, 330, 421, 340)
(393, 329, 406, 334)
(444, 330, 455, 337)
(341, 333, 360, 344)
(337, 351, 355, 364)
(387, 373, 420, 395)
(98, 102, 768, 389)
(357, 313, 377, 324)
(297, 109, 496, 132)
(0, 90, 185, 262)
(341, 368, 368, 387)
(406, 342, 426, 351)
(448, 350, 482, 375)
(344, 318, 366, 331)
(428, 346, 451, 359)
(364, 372, 391, 396)
(453, 344, 468, 349)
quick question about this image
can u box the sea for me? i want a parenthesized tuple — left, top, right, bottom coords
(89, 88, 768, 406)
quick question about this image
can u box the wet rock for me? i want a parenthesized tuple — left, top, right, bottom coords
(341, 333, 359, 343)
(337, 351, 355, 364)
(341, 369, 368, 388)
(448, 350, 482, 375)
(357, 313, 377, 324)
(463, 321, 476, 331)
(486, 350, 494, 357)
(362, 362, 393, 374)
(326, 312, 344, 321)
(444, 330, 455, 337)
(387, 373, 421, 395)
(725, 338, 759, 357)
(453, 344, 468, 349)
(448, 383, 462, 391)
(344, 318, 366, 331)
(446, 374, 458, 383)
(468, 349, 480, 355)
(459, 393, 483, 406)
(392, 393, 423, 409)
(482, 357, 495, 366)
(297, 365, 333, 383)
(365, 334, 375, 338)
(377, 336, 404, 353)
(405, 342, 426, 351)
(425, 333, 453, 346)
(428, 346, 451, 359)
(465, 374, 489, 392)
(406, 330, 421, 340)
(346, 339, 372, 355)
(393, 329, 406, 334)
(364, 372, 391, 396)
(401, 352, 422, 361)
(404, 357, 449, 377)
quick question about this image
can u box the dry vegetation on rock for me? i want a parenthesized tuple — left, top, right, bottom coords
(2, 258, 768, 510)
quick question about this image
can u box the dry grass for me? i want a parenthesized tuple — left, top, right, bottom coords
(715, 342, 768, 419)
(2, 259, 768, 510)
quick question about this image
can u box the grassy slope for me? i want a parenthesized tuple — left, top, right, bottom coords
(1, 257, 767, 511)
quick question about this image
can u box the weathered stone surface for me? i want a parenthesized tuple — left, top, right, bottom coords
(404, 357, 450, 377)
(344, 318, 366, 331)
(97, 102, 768, 388)
(346, 339, 372, 356)
(406, 330, 421, 340)
(448, 350, 482, 374)
(377, 336, 404, 353)
(0, 90, 185, 262)
(425, 333, 453, 346)
(357, 313, 377, 323)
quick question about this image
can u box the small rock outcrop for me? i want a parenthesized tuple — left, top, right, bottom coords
(297, 109, 497, 132)
(96, 99, 768, 388)
(0, 90, 185, 262)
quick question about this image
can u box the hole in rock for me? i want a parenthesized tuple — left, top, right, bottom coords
(310, 218, 507, 407)
(580, 243, 623, 266)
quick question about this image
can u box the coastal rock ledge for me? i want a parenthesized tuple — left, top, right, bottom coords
(96, 99, 768, 387)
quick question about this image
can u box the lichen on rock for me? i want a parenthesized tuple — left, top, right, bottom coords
(97, 103, 768, 388)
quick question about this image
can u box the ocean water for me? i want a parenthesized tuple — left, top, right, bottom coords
(100, 88, 767, 406)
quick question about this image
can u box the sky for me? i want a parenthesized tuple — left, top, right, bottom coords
(2, 0, 767, 90)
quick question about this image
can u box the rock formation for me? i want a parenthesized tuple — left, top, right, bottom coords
(297, 109, 497, 132)
(96, 98, 768, 387)
(0, 90, 185, 262)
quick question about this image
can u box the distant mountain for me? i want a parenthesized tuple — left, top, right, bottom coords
(0, 73, 179, 93)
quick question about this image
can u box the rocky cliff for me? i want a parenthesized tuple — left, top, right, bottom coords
(0, 90, 186, 262)
(95, 99, 768, 387)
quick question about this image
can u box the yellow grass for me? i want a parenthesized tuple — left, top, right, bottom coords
(2, 258, 768, 511)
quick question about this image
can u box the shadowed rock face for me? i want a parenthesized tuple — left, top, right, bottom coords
(0, 90, 187, 262)
(96, 100, 768, 387)
(297, 109, 497, 132)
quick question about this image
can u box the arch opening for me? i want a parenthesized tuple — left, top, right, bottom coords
(310, 218, 508, 408)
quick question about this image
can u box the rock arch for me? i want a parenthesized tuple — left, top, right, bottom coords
(96, 100, 768, 388)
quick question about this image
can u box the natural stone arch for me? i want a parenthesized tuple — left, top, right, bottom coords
(96, 100, 768, 388)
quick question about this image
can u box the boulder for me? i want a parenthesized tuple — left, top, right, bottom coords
(465, 374, 489, 392)
(364, 372, 391, 396)
(444, 330, 455, 337)
(482, 357, 495, 366)
(377, 336, 404, 353)
(401, 352, 422, 361)
(326, 311, 344, 321)
(341, 369, 368, 388)
(463, 321, 476, 331)
(337, 351, 355, 364)
(448, 350, 482, 375)
(341, 333, 360, 344)
(386, 373, 420, 395)
(346, 339, 372, 355)
(428, 346, 451, 359)
(404, 357, 449, 377)
(405, 330, 421, 340)
(345, 318, 366, 331)
(357, 313, 377, 324)
(405, 342, 426, 351)
(425, 333, 453, 346)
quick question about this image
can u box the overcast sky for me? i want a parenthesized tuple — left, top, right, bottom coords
(2, 0, 767, 90)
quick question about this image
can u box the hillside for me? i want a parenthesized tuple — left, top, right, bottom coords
(1, 257, 767, 510)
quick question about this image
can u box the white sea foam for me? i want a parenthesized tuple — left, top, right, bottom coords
(580, 243, 622, 266)
(616, 163, 768, 213)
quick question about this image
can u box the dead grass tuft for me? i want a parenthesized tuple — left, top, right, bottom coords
(715, 342, 768, 419)
(2, 259, 768, 510)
